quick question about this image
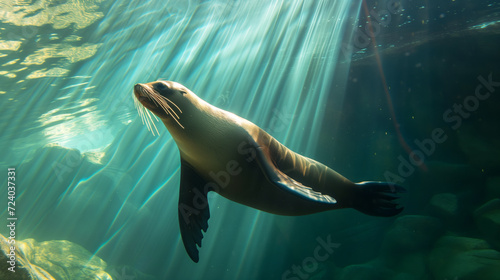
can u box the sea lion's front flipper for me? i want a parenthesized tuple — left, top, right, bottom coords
(178, 160, 210, 263)
(250, 138, 337, 205)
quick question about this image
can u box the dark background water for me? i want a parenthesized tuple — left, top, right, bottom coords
(311, 0, 500, 279)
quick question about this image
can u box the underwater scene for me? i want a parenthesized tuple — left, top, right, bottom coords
(1, 0, 500, 279)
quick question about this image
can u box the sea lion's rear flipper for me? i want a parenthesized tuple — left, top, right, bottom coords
(178, 160, 211, 263)
(353, 181, 406, 217)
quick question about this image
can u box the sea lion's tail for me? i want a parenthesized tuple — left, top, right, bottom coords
(352, 181, 406, 217)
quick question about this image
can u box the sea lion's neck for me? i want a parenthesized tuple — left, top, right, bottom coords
(162, 98, 224, 163)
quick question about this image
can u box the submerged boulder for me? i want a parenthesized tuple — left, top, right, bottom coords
(337, 263, 393, 280)
(429, 235, 500, 280)
(486, 177, 500, 200)
(371, 215, 443, 278)
(108, 265, 157, 280)
(428, 193, 458, 218)
(474, 198, 500, 249)
(0, 233, 111, 280)
(380, 215, 444, 256)
(333, 215, 444, 280)
(0, 233, 54, 279)
(426, 192, 470, 229)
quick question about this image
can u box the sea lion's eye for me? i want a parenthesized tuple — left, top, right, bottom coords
(180, 91, 186, 95)
(155, 82, 167, 91)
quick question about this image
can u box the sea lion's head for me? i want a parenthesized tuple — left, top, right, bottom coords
(133, 80, 191, 135)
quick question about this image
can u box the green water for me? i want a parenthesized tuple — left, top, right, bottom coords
(1, 0, 500, 279)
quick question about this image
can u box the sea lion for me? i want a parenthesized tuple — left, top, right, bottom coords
(133, 80, 405, 263)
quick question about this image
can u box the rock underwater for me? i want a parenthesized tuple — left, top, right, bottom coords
(0, 233, 111, 280)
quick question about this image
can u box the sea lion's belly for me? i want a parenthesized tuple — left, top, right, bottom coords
(194, 149, 333, 215)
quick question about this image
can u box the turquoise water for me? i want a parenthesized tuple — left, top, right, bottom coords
(1, 0, 500, 279)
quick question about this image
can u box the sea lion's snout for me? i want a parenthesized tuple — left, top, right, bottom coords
(133, 81, 185, 130)
(134, 83, 148, 102)
(134, 83, 143, 94)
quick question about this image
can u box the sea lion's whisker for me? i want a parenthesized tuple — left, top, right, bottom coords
(136, 100, 149, 128)
(152, 94, 182, 121)
(138, 105, 152, 133)
(134, 84, 184, 131)
(159, 100, 183, 127)
(150, 96, 175, 122)
(166, 107, 179, 120)
(142, 87, 167, 112)
(161, 101, 180, 120)
(144, 108, 160, 136)
(134, 97, 147, 126)
(134, 91, 161, 136)
(140, 108, 152, 133)
(163, 96, 183, 113)
(150, 93, 184, 129)
(171, 114, 185, 129)
(143, 86, 181, 117)
(144, 88, 161, 107)
(150, 94, 170, 112)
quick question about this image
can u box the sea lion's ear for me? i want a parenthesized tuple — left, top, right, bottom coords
(178, 159, 211, 263)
